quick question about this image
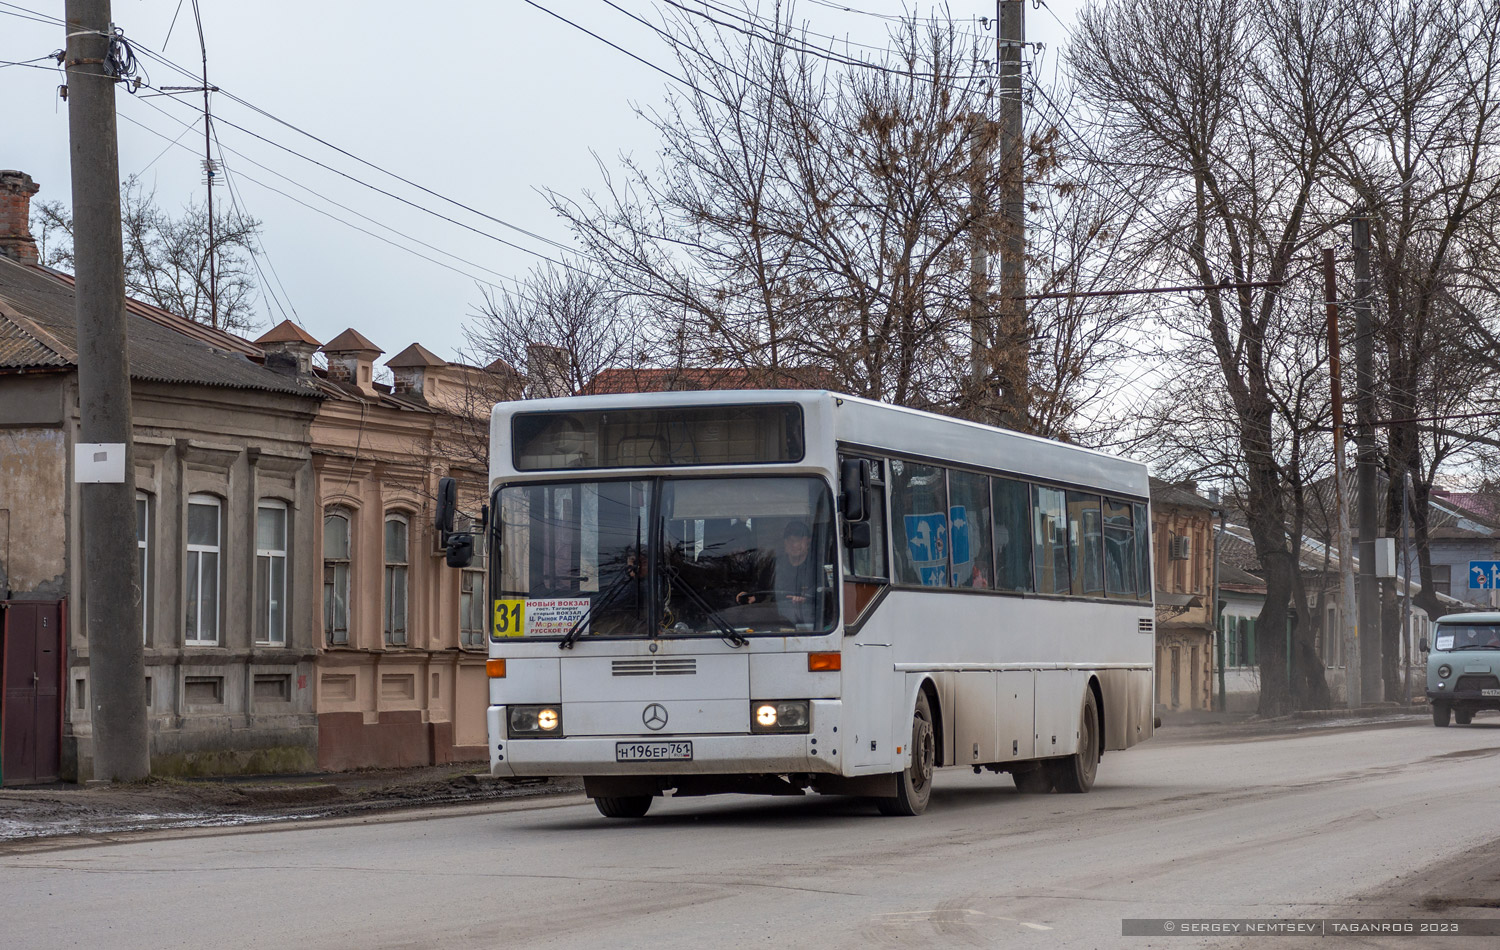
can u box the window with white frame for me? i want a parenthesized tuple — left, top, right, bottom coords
(324, 508, 351, 645)
(460, 537, 487, 648)
(384, 514, 409, 646)
(136, 492, 151, 642)
(185, 494, 221, 644)
(256, 500, 289, 644)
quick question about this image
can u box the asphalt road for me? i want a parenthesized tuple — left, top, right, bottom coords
(4, 716, 1500, 949)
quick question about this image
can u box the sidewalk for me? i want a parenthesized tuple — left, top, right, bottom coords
(0, 764, 581, 844)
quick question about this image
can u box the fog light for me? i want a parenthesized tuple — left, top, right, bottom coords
(1438, 664, 1452, 679)
(751, 700, 811, 734)
(509, 705, 563, 737)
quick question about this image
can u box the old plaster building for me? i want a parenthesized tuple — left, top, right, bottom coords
(1, 168, 512, 783)
(1151, 478, 1219, 712)
(1, 171, 323, 783)
(254, 325, 512, 769)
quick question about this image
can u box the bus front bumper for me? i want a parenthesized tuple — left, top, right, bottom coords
(488, 700, 845, 778)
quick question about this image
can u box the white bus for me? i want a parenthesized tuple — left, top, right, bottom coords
(437, 390, 1155, 818)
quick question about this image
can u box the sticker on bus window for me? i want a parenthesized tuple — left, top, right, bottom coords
(493, 599, 526, 638)
(522, 598, 592, 638)
(1436, 635, 1454, 651)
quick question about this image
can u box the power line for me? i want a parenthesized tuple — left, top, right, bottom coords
(140, 81, 585, 274)
(522, 0, 733, 108)
(125, 42, 580, 261)
(126, 96, 546, 301)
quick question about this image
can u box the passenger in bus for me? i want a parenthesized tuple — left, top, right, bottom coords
(737, 520, 818, 624)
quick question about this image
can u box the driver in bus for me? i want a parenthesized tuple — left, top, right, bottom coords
(737, 520, 818, 624)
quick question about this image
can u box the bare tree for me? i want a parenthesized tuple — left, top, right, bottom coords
(1331, 0, 1500, 695)
(546, 5, 1135, 430)
(31, 175, 266, 333)
(1070, 0, 1377, 712)
(464, 263, 648, 399)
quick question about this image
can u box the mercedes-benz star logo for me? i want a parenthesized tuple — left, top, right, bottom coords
(642, 703, 668, 731)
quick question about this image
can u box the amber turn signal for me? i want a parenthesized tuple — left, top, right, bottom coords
(807, 652, 841, 672)
(487, 658, 506, 678)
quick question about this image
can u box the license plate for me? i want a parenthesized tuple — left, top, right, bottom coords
(616, 741, 692, 762)
(1482, 689, 1500, 697)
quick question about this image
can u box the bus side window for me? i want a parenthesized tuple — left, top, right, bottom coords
(890, 460, 949, 586)
(1033, 485, 1070, 595)
(947, 469, 993, 589)
(992, 476, 1034, 592)
(841, 458, 887, 580)
(1132, 502, 1152, 601)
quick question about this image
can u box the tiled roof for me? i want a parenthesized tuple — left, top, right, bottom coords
(255, 319, 321, 346)
(1150, 477, 1218, 511)
(386, 342, 446, 368)
(322, 327, 381, 354)
(0, 257, 319, 398)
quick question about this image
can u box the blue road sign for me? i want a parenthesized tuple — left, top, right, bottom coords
(1469, 561, 1500, 590)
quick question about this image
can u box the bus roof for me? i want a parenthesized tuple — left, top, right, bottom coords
(494, 389, 1150, 499)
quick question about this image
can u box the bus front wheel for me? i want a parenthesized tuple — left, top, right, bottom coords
(1433, 703, 1452, 727)
(877, 691, 935, 816)
(1047, 690, 1100, 794)
(594, 795, 653, 818)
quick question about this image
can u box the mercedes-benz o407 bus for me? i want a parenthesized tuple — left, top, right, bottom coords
(433, 390, 1156, 817)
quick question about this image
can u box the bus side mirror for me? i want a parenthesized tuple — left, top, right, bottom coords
(843, 521, 871, 550)
(1420, 637, 1429, 654)
(436, 476, 458, 535)
(840, 459, 871, 523)
(445, 532, 475, 568)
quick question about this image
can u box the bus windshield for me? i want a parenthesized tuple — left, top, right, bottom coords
(493, 476, 837, 639)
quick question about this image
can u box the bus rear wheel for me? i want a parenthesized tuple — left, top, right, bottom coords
(877, 691, 935, 816)
(1012, 765, 1053, 794)
(1047, 690, 1100, 794)
(1455, 709, 1474, 725)
(594, 795, 653, 818)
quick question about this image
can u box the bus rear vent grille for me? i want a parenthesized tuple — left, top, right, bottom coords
(612, 658, 697, 676)
(1138, 618, 1155, 634)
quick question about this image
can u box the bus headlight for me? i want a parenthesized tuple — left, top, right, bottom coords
(509, 705, 563, 737)
(1438, 664, 1452, 680)
(751, 700, 810, 734)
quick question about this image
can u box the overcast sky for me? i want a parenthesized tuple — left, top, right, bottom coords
(2, 0, 1078, 367)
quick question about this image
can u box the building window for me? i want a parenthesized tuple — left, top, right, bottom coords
(256, 500, 289, 644)
(1225, 615, 1256, 668)
(185, 494, 221, 644)
(1431, 563, 1451, 597)
(136, 491, 151, 643)
(324, 508, 351, 645)
(461, 565, 486, 649)
(384, 514, 409, 646)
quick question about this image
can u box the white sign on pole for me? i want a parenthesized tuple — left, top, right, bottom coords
(73, 442, 126, 483)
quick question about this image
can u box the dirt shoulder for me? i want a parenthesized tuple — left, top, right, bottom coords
(0, 764, 580, 845)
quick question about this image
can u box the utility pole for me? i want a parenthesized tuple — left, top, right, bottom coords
(65, 0, 151, 780)
(994, 0, 1028, 431)
(1325, 248, 1360, 708)
(1353, 210, 1381, 703)
(968, 114, 991, 423)
(194, 1, 216, 330)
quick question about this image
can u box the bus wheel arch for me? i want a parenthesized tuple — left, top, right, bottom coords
(1046, 683, 1101, 794)
(877, 684, 937, 816)
(920, 677, 945, 768)
(1088, 676, 1105, 762)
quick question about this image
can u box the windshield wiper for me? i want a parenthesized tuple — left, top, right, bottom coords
(659, 559, 747, 647)
(559, 565, 638, 650)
